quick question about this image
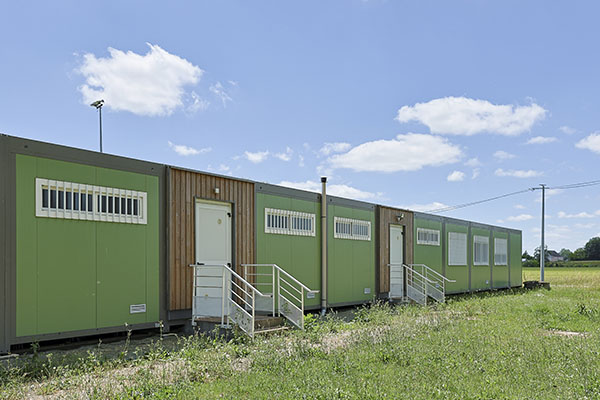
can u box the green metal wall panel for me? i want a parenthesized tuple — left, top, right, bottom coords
(413, 217, 443, 275)
(470, 227, 491, 291)
(444, 222, 469, 294)
(327, 205, 375, 305)
(15, 155, 159, 337)
(255, 193, 321, 308)
(492, 231, 509, 289)
(510, 232, 522, 287)
(37, 219, 97, 334)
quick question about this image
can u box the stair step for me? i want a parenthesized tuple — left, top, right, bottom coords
(254, 316, 284, 330)
(254, 326, 289, 335)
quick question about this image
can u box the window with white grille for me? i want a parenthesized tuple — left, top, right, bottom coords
(36, 178, 147, 224)
(448, 232, 467, 265)
(417, 228, 440, 246)
(473, 235, 489, 265)
(494, 238, 508, 265)
(265, 208, 315, 236)
(334, 217, 371, 241)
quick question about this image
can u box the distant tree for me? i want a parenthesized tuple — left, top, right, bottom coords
(522, 250, 534, 260)
(559, 248, 572, 261)
(572, 247, 586, 261)
(584, 237, 600, 260)
(534, 245, 549, 263)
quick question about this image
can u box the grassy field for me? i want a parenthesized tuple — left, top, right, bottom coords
(2, 268, 600, 399)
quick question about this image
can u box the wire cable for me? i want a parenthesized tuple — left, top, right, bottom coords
(426, 188, 534, 213)
(427, 178, 600, 214)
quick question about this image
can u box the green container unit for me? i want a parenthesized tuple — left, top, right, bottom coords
(255, 184, 321, 309)
(509, 231, 523, 288)
(443, 219, 470, 294)
(492, 230, 510, 289)
(16, 155, 160, 337)
(1, 135, 165, 352)
(414, 213, 522, 294)
(327, 197, 376, 306)
(413, 213, 444, 277)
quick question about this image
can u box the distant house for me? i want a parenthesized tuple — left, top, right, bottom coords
(547, 250, 565, 262)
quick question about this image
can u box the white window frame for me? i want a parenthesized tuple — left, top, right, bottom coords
(35, 178, 148, 224)
(448, 232, 467, 266)
(416, 228, 440, 246)
(334, 217, 371, 241)
(473, 235, 489, 266)
(494, 238, 508, 266)
(264, 208, 315, 237)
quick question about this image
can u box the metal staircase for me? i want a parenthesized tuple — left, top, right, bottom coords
(388, 263, 455, 305)
(190, 262, 318, 337)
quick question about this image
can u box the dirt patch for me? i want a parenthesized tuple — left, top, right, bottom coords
(545, 330, 588, 338)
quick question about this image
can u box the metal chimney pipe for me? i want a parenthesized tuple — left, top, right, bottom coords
(320, 176, 327, 315)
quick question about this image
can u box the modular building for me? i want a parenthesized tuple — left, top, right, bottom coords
(0, 135, 166, 354)
(0, 134, 523, 352)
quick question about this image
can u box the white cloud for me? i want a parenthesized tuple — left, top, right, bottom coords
(207, 164, 232, 175)
(244, 150, 269, 163)
(209, 81, 233, 107)
(495, 168, 542, 178)
(278, 180, 379, 201)
(401, 201, 449, 212)
(526, 136, 557, 145)
(396, 96, 547, 136)
(298, 155, 305, 167)
(275, 147, 293, 162)
(560, 126, 576, 135)
(217, 164, 231, 174)
(319, 142, 351, 156)
(576, 132, 600, 154)
(328, 133, 462, 173)
(464, 157, 482, 167)
(187, 91, 210, 113)
(471, 168, 480, 179)
(78, 43, 203, 116)
(447, 171, 465, 182)
(574, 223, 596, 229)
(493, 150, 515, 160)
(557, 211, 596, 219)
(507, 214, 534, 222)
(168, 141, 211, 156)
(514, 204, 526, 209)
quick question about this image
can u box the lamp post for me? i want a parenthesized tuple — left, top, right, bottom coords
(90, 99, 104, 152)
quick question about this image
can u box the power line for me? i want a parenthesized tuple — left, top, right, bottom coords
(427, 178, 600, 214)
(545, 179, 600, 191)
(427, 188, 533, 213)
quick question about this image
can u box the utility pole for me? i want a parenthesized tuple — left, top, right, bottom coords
(90, 100, 104, 152)
(540, 184, 546, 282)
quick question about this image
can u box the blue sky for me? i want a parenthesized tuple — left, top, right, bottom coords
(2, 1, 600, 253)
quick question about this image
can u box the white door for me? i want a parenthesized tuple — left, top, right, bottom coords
(389, 225, 404, 298)
(193, 200, 232, 318)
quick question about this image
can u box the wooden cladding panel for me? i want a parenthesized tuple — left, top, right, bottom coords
(378, 206, 413, 293)
(169, 168, 255, 311)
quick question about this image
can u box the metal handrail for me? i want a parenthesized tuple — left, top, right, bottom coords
(387, 263, 453, 305)
(243, 263, 318, 294)
(388, 263, 436, 285)
(410, 263, 456, 283)
(241, 263, 319, 330)
(189, 262, 274, 337)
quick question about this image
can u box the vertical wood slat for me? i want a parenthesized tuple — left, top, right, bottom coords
(378, 206, 413, 293)
(168, 168, 255, 311)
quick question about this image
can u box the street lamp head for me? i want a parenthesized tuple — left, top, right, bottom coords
(90, 99, 104, 109)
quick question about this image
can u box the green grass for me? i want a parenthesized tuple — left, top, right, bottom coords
(3, 269, 600, 399)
